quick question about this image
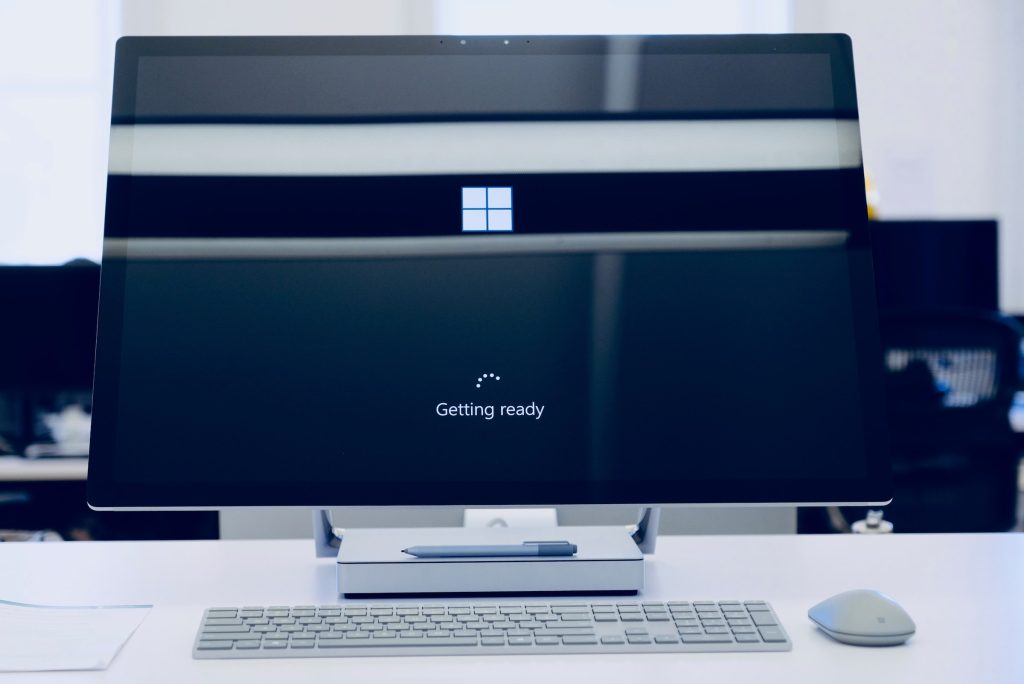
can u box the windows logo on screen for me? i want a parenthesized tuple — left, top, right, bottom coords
(462, 187, 513, 232)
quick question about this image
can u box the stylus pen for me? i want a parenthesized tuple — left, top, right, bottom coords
(402, 541, 578, 558)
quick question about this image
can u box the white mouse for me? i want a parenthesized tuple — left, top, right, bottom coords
(808, 589, 916, 646)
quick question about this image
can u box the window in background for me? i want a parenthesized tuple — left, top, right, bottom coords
(0, 0, 118, 266)
(433, 0, 790, 35)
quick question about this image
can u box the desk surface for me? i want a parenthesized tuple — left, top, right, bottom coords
(0, 456, 88, 481)
(0, 533, 1020, 683)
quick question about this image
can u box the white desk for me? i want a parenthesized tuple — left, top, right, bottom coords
(0, 456, 88, 482)
(0, 534, 1021, 683)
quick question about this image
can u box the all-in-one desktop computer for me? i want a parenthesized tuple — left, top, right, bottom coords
(87, 34, 889, 658)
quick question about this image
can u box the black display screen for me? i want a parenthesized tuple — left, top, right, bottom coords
(88, 35, 889, 508)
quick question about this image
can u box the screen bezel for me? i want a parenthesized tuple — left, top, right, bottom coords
(88, 34, 891, 509)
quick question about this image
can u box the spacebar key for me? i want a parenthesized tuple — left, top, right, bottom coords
(320, 637, 479, 648)
(532, 628, 596, 637)
(397, 637, 479, 647)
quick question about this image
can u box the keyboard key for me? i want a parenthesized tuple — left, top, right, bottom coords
(533, 628, 596, 637)
(627, 636, 652, 644)
(508, 636, 532, 646)
(203, 625, 253, 633)
(705, 626, 730, 634)
(560, 614, 593, 622)
(758, 626, 787, 643)
(205, 618, 243, 627)
(751, 612, 778, 627)
(196, 640, 233, 650)
(681, 634, 733, 644)
(678, 626, 702, 634)
(200, 631, 253, 641)
(654, 635, 679, 644)
(481, 637, 506, 646)
(562, 635, 598, 645)
(601, 635, 625, 644)
(535, 636, 560, 645)
(291, 639, 315, 648)
(399, 631, 423, 639)
(235, 640, 261, 649)
(317, 639, 346, 648)
(263, 639, 289, 649)
(731, 625, 756, 634)
(207, 610, 237, 619)
(735, 634, 761, 643)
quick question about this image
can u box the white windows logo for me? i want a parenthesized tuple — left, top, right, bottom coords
(461, 187, 513, 232)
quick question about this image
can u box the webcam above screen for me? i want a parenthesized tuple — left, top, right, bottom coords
(87, 35, 890, 509)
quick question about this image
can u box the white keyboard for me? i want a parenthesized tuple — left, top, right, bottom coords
(194, 599, 791, 658)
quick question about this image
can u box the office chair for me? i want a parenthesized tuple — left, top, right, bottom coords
(848, 311, 1022, 532)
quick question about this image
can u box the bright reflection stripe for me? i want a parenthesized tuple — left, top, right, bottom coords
(104, 232, 849, 260)
(108, 120, 862, 176)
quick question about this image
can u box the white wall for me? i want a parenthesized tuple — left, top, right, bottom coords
(120, 0, 433, 35)
(792, 0, 1022, 311)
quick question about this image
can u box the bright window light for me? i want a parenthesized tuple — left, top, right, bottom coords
(434, 0, 791, 35)
(0, 0, 118, 265)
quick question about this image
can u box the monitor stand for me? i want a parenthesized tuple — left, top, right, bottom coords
(313, 507, 660, 597)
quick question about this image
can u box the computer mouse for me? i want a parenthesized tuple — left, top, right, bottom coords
(808, 589, 916, 646)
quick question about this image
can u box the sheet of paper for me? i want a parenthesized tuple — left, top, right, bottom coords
(0, 599, 151, 672)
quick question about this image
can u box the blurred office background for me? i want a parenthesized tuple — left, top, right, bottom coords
(2, 0, 1023, 540)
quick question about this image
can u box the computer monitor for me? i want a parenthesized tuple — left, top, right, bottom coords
(869, 220, 999, 312)
(87, 35, 890, 510)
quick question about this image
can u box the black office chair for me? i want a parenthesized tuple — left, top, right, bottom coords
(852, 311, 1022, 532)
